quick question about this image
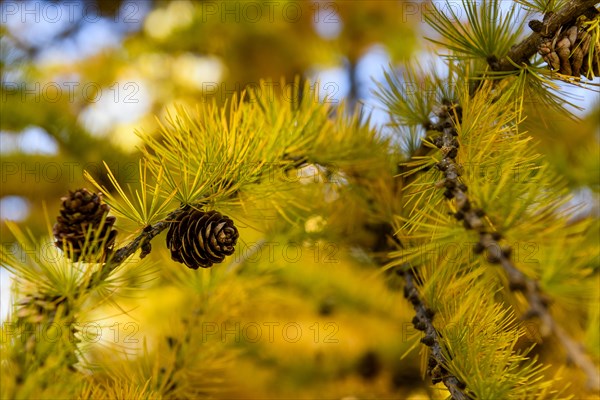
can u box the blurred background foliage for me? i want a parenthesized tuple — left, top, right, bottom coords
(1, 0, 421, 237)
(1, 0, 598, 399)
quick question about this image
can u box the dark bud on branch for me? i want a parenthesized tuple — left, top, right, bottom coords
(529, 20, 544, 32)
(412, 316, 427, 331)
(421, 334, 435, 347)
(473, 242, 485, 254)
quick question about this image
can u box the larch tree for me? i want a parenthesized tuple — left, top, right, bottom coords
(1, 0, 599, 399)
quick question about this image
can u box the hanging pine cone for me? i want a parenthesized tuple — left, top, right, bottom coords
(53, 188, 117, 261)
(538, 21, 600, 79)
(166, 208, 239, 269)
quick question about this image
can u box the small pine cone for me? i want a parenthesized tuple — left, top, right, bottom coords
(540, 23, 600, 79)
(53, 188, 117, 261)
(166, 208, 239, 269)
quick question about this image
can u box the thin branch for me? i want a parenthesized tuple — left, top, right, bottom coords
(402, 271, 470, 400)
(430, 104, 600, 391)
(88, 207, 186, 286)
(494, 0, 599, 71)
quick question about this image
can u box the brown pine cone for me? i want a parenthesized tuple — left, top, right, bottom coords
(53, 188, 117, 261)
(166, 208, 239, 269)
(538, 20, 600, 79)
